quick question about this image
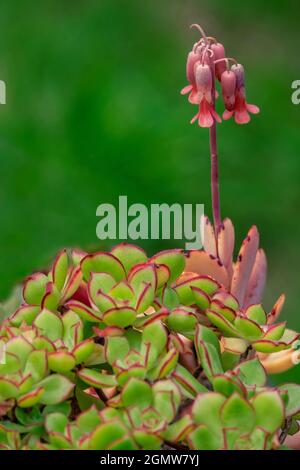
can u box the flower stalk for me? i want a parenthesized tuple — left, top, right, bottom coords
(209, 63, 222, 240)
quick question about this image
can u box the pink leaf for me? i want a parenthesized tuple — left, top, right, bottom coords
(184, 250, 229, 288)
(231, 226, 259, 306)
(201, 215, 217, 256)
(244, 249, 267, 308)
(217, 218, 235, 283)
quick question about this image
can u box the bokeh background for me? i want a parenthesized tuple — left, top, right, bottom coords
(0, 0, 299, 382)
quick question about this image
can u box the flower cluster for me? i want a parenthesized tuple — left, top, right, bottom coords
(181, 25, 260, 127)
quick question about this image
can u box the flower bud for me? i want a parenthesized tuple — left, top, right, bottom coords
(211, 42, 226, 80)
(221, 70, 236, 111)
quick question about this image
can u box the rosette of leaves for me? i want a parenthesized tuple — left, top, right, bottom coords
(18, 249, 85, 315)
(65, 244, 185, 329)
(0, 307, 93, 411)
(185, 324, 300, 450)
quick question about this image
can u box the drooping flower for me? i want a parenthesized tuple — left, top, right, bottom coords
(223, 64, 260, 124)
(181, 29, 260, 128)
(210, 42, 226, 81)
(180, 44, 203, 103)
(190, 63, 221, 128)
(221, 70, 236, 111)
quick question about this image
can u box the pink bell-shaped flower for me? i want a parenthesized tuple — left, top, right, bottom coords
(191, 63, 221, 128)
(211, 42, 226, 81)
(180, 45, 203, 102)
(221, 70, 236, 111)
(223, 64, 260, 124)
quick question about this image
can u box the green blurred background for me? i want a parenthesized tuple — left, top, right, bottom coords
(0, 0, 299, 382)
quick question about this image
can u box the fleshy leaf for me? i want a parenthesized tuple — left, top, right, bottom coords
(24, 350, 48, 383)
(196, 340, 223, 382)
(190, 286, 210, 310)
(23, 273, 48, 305)
(206, 310, 240, 337)
(105, 336, 130, 364)
(61, 266, 83, 303)
(151, 348, 179, 379)
(175, 275, 220, 305)
(268, 294, 285, 325)
(188, 424, 223, 450)
(37, 375, 74, 405)
(235, 358, 267, 387)
(278, 383, 300, 417)
(122, 378, 153, 408)
(34, 309, 63, 341)
(172, 364, 208, 396)
(234, 316, 263, 340)
(252, 340, 289, 353)
(135, 282, 155, 314)
(41, 283, 60, 311)
(162, 415, 193, 442)
(184, 250, 229, 288)
(210, 299, 236, 322)
(221, 393, 255, 433)
(10, 305, 40, 327)
(0, 378, 19, 399)
(103, 306, 136, 328)
(161, 286, 179, 310)
(195, 323, 221, 355)
(252, 391, 284, 433)
(149, 249, 185, 283)
(66, 300, 102, 322)
(6, 337, 33, 368)
(264, 322, 286, 341)
(217, 218, 235, 282)
(81, 252, 126, 282)
(167, 308, 197, 337)
(17, 387, 45, 408)
(231, 226, 259, 307)
(89, 421, 133, 450)
(201, 215, 217, 256)
(76, 406, 102, 433)
(213, 374, 246, 398)
(128, 264, 157, 293)
(77, 368, 117, 388)
(244, 249, 267, 308)
(245, 304, 267, 325)
(192, 392, 225, 431)
(142, 321, 168, 356)
(73, 339, 95, 364)
(220, 337, 248, 355)
(52, 250, 69, 291)
(111, 243, 148, 275)
(48, 351, 76, 373)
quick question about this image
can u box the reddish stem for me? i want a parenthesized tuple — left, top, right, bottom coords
(209, 66, 222, 244)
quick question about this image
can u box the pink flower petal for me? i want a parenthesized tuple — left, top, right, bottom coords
(190, 111, 199, 124)
(189, 89, 200, 104)
(247, 103, 260, 114)
(198, 99, 214, 128)
(235, 109, 250, 124)
(223, 110, 233, 120)
(211, 108, 222, 123)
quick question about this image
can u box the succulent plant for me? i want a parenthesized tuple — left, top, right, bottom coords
(0, 242, 299, 450)
(0, 22, 300, 452)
